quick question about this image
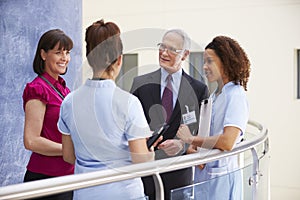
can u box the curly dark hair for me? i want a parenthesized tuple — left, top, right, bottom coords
(205, 36, 250, 91)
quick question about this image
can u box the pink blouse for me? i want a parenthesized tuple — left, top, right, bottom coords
(22, 73, 74, 176)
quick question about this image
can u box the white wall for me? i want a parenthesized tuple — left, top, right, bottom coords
(83, 0, 300, 199)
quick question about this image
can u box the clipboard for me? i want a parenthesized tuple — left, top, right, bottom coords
(198, 98, 212, 137)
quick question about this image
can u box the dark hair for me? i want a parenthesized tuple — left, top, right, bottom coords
(33, 29, 73, 75)
(85, 19, 123, 72)
(205, 36, 250, 91)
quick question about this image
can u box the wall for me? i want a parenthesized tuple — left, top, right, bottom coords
(0, 0, 82, 186)
(83, 0, 300, 199)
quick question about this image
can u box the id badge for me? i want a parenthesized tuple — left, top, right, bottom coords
(182, 105, 197, 125)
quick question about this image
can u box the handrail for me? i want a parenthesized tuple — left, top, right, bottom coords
(0, 120, 268, 200)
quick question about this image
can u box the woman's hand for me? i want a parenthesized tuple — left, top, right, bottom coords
(186, 144, 197, 154)
(176, 124, 194, 144)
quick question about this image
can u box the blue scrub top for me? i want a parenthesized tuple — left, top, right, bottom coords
(208, 81, 249, 171)
(58, 79, 151, 199)
(194, 82, 249, 200)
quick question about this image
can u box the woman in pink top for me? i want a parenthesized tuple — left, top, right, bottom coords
(22, 29, 74, 200)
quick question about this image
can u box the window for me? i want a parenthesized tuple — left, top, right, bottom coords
(297, 49, 300, 99)
(189, 52, 205, 82)
(116, 54, 138, 92)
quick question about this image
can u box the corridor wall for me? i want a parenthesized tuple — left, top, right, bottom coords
(0, 0, 82, 186)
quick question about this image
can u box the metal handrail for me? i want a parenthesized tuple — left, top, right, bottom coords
(0, 120, 268, 200)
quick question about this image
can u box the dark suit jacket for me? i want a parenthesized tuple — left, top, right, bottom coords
(131, 69, 209, 156)
(130, 69, 209, 200)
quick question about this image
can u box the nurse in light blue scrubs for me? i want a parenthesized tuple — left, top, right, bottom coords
(177, 36, 251, 200)
(58, 19, 155, 200)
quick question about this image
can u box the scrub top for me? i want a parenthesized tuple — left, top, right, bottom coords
(194, 82, 249, 200)
(58, 79, 152, 200)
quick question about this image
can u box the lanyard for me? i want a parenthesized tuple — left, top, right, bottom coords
(39, 75, 65, 100)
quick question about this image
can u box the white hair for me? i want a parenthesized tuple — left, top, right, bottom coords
(163, 29, 191, 50)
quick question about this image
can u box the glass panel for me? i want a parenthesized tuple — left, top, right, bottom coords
(170, 148, 270, 200)
(171, 169, 246, 200)
(256, 148, 270, 200)
(243, 163, 254, 200)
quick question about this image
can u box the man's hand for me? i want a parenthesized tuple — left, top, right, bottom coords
(176, 124, 194, 144)
(158, 139, 184, 156)
(147, 136, 163, 151)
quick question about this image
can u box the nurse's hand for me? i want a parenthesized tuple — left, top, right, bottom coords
(186, 144, 205, 170)
(186, 144, 197, 154)
(158, 139, 184, 156)
(176, 124, 195, 144)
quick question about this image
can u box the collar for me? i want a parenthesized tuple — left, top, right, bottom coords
(86, 78, 116, 88)
(160, 68, 182, 82)
(41, 72, 66, 87)
(212, 81, 237, 97)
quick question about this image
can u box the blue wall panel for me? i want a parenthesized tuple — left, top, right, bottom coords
(0, 0, 82, 186)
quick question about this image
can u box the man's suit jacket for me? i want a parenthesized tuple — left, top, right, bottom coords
(130, 69, 209, 200)
(131, 69, 209, 158)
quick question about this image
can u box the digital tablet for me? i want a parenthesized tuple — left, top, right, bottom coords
(146, 124, 169, 149)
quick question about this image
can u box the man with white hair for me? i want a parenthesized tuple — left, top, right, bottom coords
(131, 29, 209, 200)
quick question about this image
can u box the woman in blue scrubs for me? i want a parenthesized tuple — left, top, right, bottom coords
(177, 36, 251, 200)
(58, 19, 155, 200)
